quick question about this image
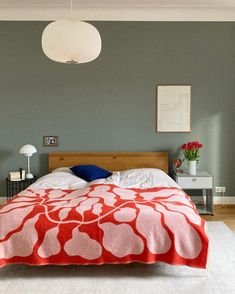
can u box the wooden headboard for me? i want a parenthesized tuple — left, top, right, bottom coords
(48, 152, 169, 174)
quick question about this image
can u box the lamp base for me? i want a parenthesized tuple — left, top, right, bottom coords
(26, 173, 34, 179)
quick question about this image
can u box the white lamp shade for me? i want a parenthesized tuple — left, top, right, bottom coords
(19, 144, 37, 157)
(41, 20, 102, 64)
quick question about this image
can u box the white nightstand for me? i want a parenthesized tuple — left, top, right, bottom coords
(174, 171, 213, 215)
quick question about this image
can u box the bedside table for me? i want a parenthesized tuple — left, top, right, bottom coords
(174, 171, 213, 215)
(6, 177, 37, 200)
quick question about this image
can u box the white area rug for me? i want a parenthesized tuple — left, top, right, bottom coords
(0, 222, 234, 294)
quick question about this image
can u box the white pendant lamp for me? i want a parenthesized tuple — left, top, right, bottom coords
(41, 1, 101, 64)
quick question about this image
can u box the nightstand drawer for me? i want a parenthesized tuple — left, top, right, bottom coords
(177, 176, 213, 189)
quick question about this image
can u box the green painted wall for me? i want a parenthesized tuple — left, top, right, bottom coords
(0, 21, 234, 196)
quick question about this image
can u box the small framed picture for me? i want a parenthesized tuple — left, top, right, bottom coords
(43, 136, 58, 147)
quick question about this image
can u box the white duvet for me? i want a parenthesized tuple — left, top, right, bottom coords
(29, 168, 179, 189)
(91, 169, 179, 188)
(29, 172, 88, 189)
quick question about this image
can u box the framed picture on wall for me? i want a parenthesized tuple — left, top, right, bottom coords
(156, 84, 191, 132)
(43, 136, 58, 147)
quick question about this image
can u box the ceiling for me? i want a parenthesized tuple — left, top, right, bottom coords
(1, 0, 235, 21)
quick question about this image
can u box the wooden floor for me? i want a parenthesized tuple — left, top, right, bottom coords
(202, 205, 235, 233)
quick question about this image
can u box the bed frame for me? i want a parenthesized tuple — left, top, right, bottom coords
(48, 152, 169, 174)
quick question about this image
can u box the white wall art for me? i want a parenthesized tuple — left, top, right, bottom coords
(156, 85, 191, 132)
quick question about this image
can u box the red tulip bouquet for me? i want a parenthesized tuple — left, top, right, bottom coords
(181, 141, 203, 175)
(181, 141, 203, 162)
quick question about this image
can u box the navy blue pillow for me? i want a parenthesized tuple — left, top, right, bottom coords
(70, 165, 112, 182)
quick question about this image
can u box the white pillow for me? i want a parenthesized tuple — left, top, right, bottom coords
(95, 168, 179, 188)
(29, 172, 88, 189)
(52, 167, 73, 174)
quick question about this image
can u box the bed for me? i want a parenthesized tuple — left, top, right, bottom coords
(0, 152, 209, 268)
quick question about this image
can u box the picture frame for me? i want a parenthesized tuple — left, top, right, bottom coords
(156, 84, 191, 133)
(43, 136, 58, 147)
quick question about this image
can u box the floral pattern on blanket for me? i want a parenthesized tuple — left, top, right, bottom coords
(0, 184, 208, 268)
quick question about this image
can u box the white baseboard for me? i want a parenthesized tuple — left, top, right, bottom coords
(213, 196, 235, 205)
(178, 195, 235, 205)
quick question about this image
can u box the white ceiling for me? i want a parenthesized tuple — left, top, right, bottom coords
(1, 0, 235, 21)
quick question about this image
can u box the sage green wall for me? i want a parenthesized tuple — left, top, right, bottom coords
(0, 21, 234, 196)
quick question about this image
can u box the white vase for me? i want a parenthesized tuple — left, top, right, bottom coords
(188, 160, 197, 175)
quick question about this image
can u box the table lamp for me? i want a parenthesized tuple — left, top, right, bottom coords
(19, 144, 37, 179)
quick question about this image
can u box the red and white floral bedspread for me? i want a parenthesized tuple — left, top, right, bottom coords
(0, 184, 209, 268)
